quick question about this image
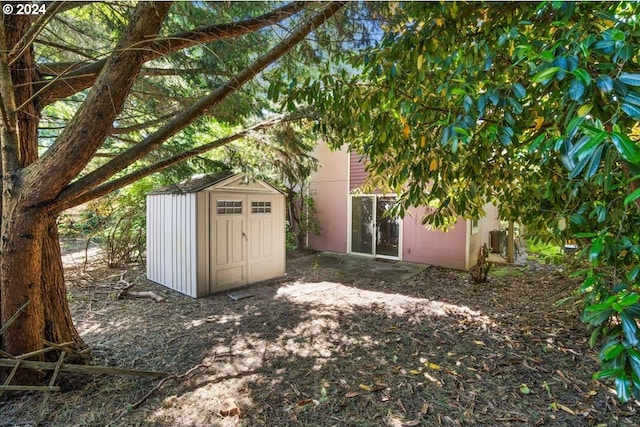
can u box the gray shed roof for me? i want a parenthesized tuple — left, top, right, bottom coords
(148, 171, 234, 195)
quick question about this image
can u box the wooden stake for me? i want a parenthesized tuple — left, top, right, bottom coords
(0, 300, 30, 336)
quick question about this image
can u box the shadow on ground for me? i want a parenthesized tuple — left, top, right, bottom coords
(1, 252, 638, 426)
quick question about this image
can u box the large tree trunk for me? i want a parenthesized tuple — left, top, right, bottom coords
(0, 198, 47, 381)
(41, 216, 87, 357)
(1, 3, 172, 383)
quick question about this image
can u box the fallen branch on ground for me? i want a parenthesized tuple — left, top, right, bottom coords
(0, 358, 168, 378)
(115, 272, 164, 302)
(130, 363, 209, 410)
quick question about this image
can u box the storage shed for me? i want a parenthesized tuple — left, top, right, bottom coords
(146, 172, 286, 298)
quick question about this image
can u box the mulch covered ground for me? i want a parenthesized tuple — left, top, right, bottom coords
(2, 248, 639, 426)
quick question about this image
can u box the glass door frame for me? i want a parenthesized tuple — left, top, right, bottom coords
(348, 194, 402, 260)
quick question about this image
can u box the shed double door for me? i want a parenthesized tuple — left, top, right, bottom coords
(211, 193, 281, 292)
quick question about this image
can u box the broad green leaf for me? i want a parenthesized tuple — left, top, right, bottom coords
(611, 133, 640, 164)
(512, 82, 526, 99)
(577, 103, 593, 117)
(532, 66, 561, 84)
(589, 237, 603, 262)
(574, 232, 597, 238)
(572, 130, 606, 159)
(594, 40, 615, 53)
(624, 187, 640, 206)
(628, 348, 640, 381)
(569, 150, 592, 179)
(593, 368, 623, 380)
(508, 97, 523, 114)
(586, 144, 604, 179)
(590, 326, 602, 348)
(600, 341, 624, 361)
(596, 75, 614, 93)
(622, 91, 640, 107)
(527, 133, 546, 153)
(582, 307, 613, 327)
(614, 79, 629, 97)
(616, 375, 631, 403)
(463, 95, 473, 113)
(621, 293, 640, 308)
(618, 73, 640, 87)
(572, 68, 591, 87)
(621, 103, 640, 120)
(621, 312, 640, 346)
(569, 78, 585, 101)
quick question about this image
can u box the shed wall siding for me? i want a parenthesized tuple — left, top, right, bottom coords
(146, 194, 197, 297)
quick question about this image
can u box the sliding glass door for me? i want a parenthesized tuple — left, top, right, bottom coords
(351, 195, 400, 259)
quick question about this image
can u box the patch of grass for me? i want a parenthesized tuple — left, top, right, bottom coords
(526, 240, 564, 264)
(489, 266, 525, 278)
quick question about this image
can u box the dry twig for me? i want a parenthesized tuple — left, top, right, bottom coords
(130, 363, 209, 410)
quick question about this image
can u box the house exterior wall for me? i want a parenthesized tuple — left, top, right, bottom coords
(402, 206, 468, 270)
(146, 193, 198, 297)
(308, 142, 349, 253)
(350, 152, 368, 191)
(308, 141, 502, 270)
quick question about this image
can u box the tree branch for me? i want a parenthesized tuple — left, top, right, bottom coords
(110, 113, 177, 135)
(37, 1, 311, 105)
(52, 2, 345, 209)
(8, 2, 65, 66)
(23, 2, 173, 205)
(53, 112, 309, 212)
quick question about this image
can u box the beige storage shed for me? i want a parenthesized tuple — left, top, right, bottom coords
(146, 172, 286, 298)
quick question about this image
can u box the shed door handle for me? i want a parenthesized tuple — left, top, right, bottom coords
(242, 232, 248, 241)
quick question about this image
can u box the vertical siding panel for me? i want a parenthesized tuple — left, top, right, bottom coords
(170, 196, 177, 292)
(177, 197, 183, 295)
(153, 196, 159, 282)
(146, 196, 153, 282)
(187, 194, 195, 297)
(184, 195, 190, 296)
(178, 196, 184, 295)
(190, 194, 199, 297)
(164, 197, 170, 289)
(173, 196, 179, 294)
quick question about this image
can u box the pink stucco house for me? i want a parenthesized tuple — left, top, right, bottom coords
(308, 142, 499, 270)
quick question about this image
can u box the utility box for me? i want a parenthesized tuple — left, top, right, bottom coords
(146, 172, 285, 298)
(489, 230, 506, 253)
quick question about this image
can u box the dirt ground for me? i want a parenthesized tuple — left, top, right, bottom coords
(2, 243, 640, 426)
